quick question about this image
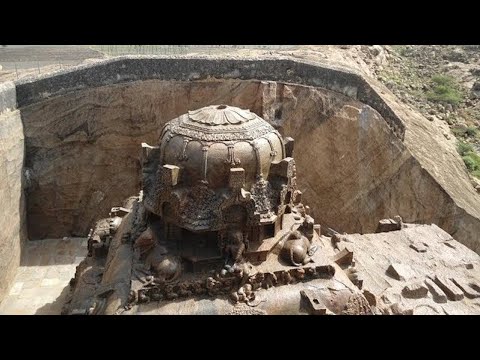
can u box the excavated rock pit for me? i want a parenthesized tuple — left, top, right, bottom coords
(1, 55, 480, 302)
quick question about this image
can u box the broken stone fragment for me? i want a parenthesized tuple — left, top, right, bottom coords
(363, 290, 377, 306)
(424, 278, 448, 303)
(442, 241, 456, 249)
(402, 281, 428, 299)
(410, 242, 427, 253)
(333, 247, 354, 266)
(386, 263, 414, 281)
(390, 303, 414, 315)
(376, 218, 402, 233)
(433, 276, 464, 301)
(450, 278, 480, 299)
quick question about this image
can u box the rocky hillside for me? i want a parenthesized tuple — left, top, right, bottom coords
(362, 45, 480, 190)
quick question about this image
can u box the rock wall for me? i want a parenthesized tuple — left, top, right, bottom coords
(266, 82, 459, 235)
(14, 56, 480, 254)
(20, 78, 480, 255)
(21, 80, 265, 238)
(0, 82, 26, 303)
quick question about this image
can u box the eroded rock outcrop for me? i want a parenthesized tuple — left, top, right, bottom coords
(0, 83, 26, 302)
(19, 75, 480, 254)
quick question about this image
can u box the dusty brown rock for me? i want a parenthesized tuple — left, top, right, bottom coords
(376, 218, 402, 233)
(387, 263, 415, 281)
(13, 55, 480, 256)
(424, 279, 448, 304)
(363, 290, 377, 306)
(433, 276, 464, 301)
(21, 80, 265, 238)
(402, 282, 428, 298)
(333, 247, 354, 266)
(334, 224, 480, 313)
(410, 242, 428, 253)
(450, 278, 480, 299)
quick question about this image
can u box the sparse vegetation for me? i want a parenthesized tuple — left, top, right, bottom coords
(392, 45, 408, 57)
(452, 125, 479, 139)
(458, 141, 475, 156)
(458, 141, 480, 179)
(445, 114, 457, 126)
(426, 75, 463, 105)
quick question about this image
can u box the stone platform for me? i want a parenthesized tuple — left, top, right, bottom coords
(0, 238, 86, 315)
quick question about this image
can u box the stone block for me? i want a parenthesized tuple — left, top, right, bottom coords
(433, 276, 464, 301)
(161, 165, 180, 187)
(376, 218, 401, 233)
(301, 289, 328, 315)
(269, 157, 295, 179)
(450, 278, 480, 299)
(333, 247, 354, 266)
(284, 137, 294, 158)
(410, 242, 427, 253)
(387, 263, 414, 281)
(402, 281, 428, 299)
(229, 168, 245, 189)
(424, 278, 448, 303)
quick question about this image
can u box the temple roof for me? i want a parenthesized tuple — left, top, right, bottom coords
(163, 105, 277, 142)
(188, 105, 257, 126)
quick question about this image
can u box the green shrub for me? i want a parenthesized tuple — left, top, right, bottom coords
(445, 115, 456, 125)
(465, 127, 478, 137)
(453, 126, 479, 139)
(463, 155, 479, 171)
(458, 141, 474, 156)
(431, 75, 455, 87)
(458, 141, 480, 175)
(426, 75, 463, 105)
(393, 45, 408, 57)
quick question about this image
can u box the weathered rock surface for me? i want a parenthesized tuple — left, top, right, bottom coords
(21, 80, 265, 238)
(0, 105, 26, 302)
(338, 224, 480, 314)
(19, 74, 480, 255)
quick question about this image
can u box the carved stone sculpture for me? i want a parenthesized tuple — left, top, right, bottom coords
(66, 105, 375, 315)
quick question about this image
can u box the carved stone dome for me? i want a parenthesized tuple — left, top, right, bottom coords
(159, 105, 285, 189)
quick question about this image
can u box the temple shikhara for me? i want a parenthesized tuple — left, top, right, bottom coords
(64, 105, 480, 315)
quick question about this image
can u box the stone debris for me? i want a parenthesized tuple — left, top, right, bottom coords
(333, 247, 354, 266)
(376, 218, 402, 233)
(390, 303, 414, 315)
(410, 242, 428, 253)
(433, 275, 464, 301)
(443, 241, 456, 249)
(424, 279, 448, 303)
(387, 263, 415, 281)
(450, 278, 480, 299)
(402, 281, 429, 299)
(363, 290, 377, 306)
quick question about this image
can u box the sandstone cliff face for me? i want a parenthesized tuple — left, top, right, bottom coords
(20, 79, 480, 253)
(262, 82, 458, 235)
(21, 80, 265, 239)
(0, 108, 26, 302)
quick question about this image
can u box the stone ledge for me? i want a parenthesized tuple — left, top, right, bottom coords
(14, 56, 405, 141)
